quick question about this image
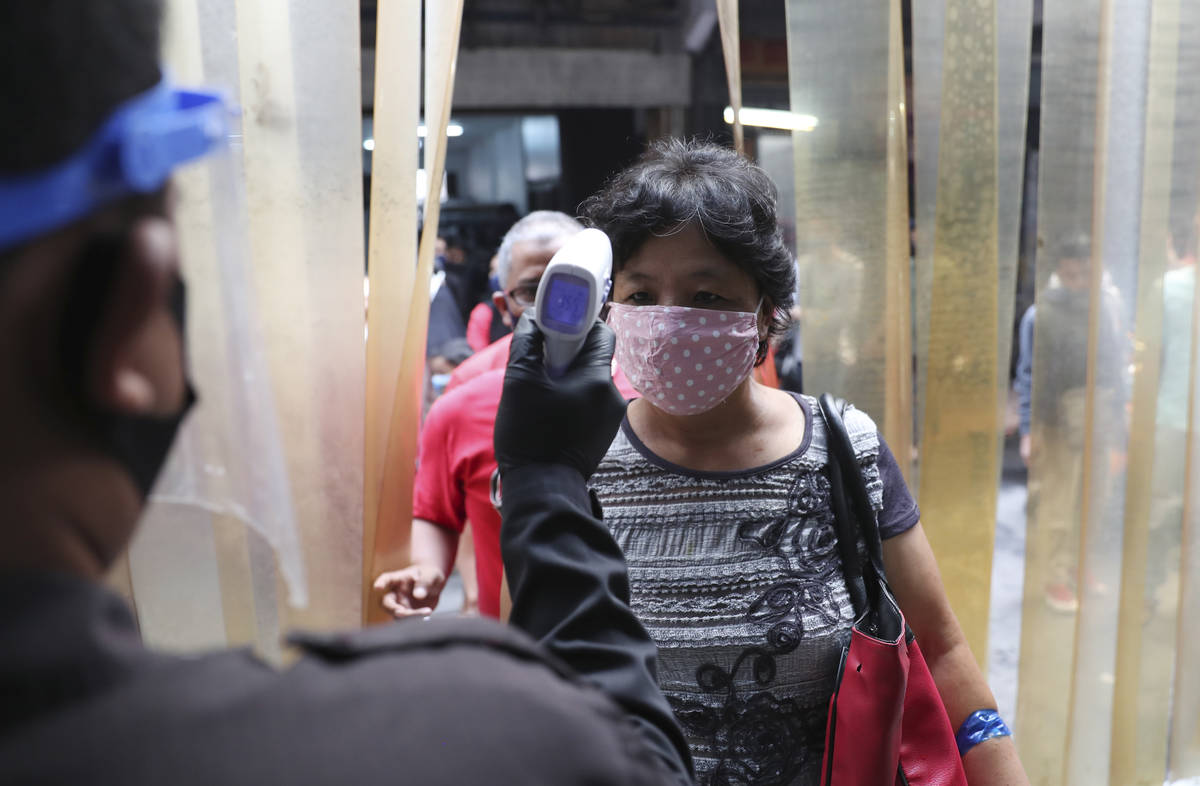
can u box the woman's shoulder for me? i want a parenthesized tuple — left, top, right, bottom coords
(841, 402, 881, 459)
(791, 393, 880, 462)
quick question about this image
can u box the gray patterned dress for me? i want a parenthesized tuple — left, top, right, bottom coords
(589, 393, 918, 786)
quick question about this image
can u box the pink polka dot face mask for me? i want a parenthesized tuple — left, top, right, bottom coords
(607, 302, 760, 416)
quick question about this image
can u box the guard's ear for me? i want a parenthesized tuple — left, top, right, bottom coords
(84, 216, 184, 416)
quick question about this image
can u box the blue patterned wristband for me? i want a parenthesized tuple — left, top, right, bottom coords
(956, 709, 1011, 756)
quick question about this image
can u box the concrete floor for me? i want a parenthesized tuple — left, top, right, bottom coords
(987, 434, 1029, 724)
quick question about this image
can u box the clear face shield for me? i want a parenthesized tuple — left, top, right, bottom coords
(0, 77, 309, 635)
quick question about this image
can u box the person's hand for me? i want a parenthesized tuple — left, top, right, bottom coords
(494, 314, 627, 480)
(1019, 433, 1033, 467)
(373, 564, 447, 617)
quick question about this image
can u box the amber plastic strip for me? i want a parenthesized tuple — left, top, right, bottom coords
(716, 0, 744, 155)
(369, 0, 465, 624)
(915, 0, 999, 665)
(362, 0, 422, 623)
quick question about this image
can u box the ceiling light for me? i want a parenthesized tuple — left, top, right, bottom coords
(723, 106, 818, 133)
(417, 123, 464, 138)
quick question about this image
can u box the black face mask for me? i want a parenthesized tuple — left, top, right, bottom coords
(59, 234, 197, 498)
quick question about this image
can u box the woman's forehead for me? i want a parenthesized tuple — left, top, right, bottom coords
(621, 225, 739, 277)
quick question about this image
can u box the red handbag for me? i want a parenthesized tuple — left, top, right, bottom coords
(817, 395, 967, 786)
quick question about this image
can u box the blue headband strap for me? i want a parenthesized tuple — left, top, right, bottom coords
(0, 78, 233, 252)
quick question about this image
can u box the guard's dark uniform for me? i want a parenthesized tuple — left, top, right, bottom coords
(0, 460, 693, 785)
(0, 572, 674, 785)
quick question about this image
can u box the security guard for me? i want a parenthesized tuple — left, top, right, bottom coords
(0, 3, 691, 784)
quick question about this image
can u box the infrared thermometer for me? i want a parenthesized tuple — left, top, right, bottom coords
(533, 228, 613, 377)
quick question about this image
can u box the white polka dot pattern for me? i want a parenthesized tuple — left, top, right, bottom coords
(607, 303, 759, 416)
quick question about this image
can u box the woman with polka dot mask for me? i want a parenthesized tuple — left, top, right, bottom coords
(581, 140, 1021, 785)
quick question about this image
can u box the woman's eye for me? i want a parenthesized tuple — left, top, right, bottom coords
(628, 291, 653, 304)
(694, 291, 723, 305)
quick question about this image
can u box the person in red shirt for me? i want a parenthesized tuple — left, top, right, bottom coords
(466, 254, 511, 352)
(376, 211, 635, 617)
(446, 212, 577, 393)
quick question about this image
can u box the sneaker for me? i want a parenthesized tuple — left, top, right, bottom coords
(1045, 581, 1079, 613)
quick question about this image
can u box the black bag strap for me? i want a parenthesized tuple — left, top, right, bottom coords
(822, 419, 869, 616)
(818, 394, 886, 578)
(818, 394, 896, 623)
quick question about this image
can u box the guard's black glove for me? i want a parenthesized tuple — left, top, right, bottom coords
(494, 314, 627, 481)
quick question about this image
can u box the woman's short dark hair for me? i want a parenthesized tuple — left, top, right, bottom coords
(579, 138, 794, 365)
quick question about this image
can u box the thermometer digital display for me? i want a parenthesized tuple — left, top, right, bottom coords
(533, 228, 613, 377)
(541, 274, 591, 331)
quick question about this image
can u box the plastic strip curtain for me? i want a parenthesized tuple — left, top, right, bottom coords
(991, 0, 1036, 709)
(362, 0, 421, 622)
(716, 0, 743, 155)
(126, 0, 365, 659)
(913, 0, 1031, 480)
(1013, 0, 1200, 780)
(995, 1, 1035, 444)
(916, 0, 1000, 665)
(1015, 0, 1119, 776)
(369, 0, 465, 625)
(1170, 17, 1200, 765)
(784, 0, 912, 469)
(1175, 152, 1200, 782)
(1108, 1, 1186, 781)
(910, 0, 944, 490)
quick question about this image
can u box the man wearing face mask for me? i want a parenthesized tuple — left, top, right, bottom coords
(0, 4, 693, 784)
(375, 212, 635, 619)
(446, 211, 592, 391)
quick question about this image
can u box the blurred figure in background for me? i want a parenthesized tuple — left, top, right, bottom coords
(466, 253, 512, 351)
(1146, 209, 1198, 617)
(426, 337, 473, 401)
(1015, 234, 1127, 612)
(425, 235, 472, 386)
(437, 232, 476, 324)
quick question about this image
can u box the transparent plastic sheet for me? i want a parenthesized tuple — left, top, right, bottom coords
(139, 144, 308, 642)
(1014, 0, 1102, 777)
(987, 0, 1035, 721)
(130, 0, 295, 655)
(1165, 10, 1200, 782)
(915, 0, 999, 666)
(883, 0, 913, 485)
(995, 0, 1035, 431)
(910, 0, 944, 493)
(127, 0, 364, 657)
(784, 0, 912, 460)
(231, 0, 364, 636)
(1059, 0, 1152, 780)
(1108, 0, 1197, 781)
(1176, 246, 1200, 779)
(1015, 0, 1143, 779)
